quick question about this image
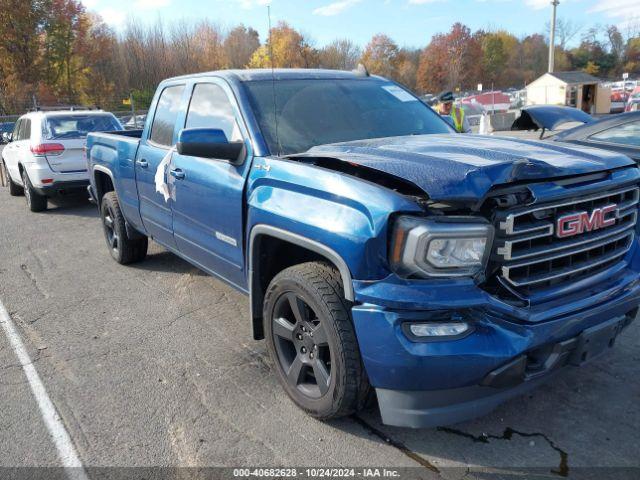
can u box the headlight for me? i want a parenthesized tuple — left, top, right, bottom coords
(390, 216, 493, 278)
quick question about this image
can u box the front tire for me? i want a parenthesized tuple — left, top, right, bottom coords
(22, 170, 47, 212)
(2, 161, 23, 196)
(264, 261, 368, 420)
(100, 191, 148, 264)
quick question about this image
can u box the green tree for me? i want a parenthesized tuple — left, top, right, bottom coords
(481, 33, 508, 85)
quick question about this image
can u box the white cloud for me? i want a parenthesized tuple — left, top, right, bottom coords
(589, 0, 639, 18)
(99, 7, 126, 26)
(408, 0, 446, 4)
(313, 0, 361, 16)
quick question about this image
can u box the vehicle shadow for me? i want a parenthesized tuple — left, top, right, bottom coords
(130, 248, 208, 277)
(46, 196, 98, 218)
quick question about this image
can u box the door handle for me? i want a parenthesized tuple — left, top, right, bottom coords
(137, 159, 148, 168)
(170, 168, 185, 180)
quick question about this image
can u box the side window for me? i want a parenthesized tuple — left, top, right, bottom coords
(589, 121, 640, 147)
(185, 83, 242, 142)
(20, 119, 31, 140)
(150, 85, 185, 147)
(12, 119, 22, 140)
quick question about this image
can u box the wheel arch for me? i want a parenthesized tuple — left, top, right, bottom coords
(93, 165, 115, 207)
(248, 225, 355, 340)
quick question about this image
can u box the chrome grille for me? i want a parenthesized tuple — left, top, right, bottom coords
(494, 186, 639, 291)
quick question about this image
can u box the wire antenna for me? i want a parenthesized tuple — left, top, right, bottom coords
(267, 5, 281, 155)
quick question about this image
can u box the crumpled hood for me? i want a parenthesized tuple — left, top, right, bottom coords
(301, 134, 635, 203)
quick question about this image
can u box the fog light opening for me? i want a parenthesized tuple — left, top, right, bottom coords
(403, 321, 473, 342)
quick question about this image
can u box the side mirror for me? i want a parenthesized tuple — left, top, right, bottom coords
(177, 128, 245, 164)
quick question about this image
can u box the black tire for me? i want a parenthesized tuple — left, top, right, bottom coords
(264, 261, 369, 420)
(2, 161, 23, 196)
(100, 191, 148, 264)
(22, 170, 47, 212)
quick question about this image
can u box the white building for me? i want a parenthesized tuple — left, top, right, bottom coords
(526, 71, 611, 114)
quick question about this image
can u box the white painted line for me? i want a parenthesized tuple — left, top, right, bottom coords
(0, 300, 90, 480)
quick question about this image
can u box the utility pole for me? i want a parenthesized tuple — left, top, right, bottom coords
(548, 0, 560, 73)
(129, 91, 137, 129)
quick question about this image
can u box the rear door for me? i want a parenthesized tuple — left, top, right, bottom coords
(135, 83, 187, 250)
(169, 79, 252, 288)
(4, 118, 31, 182)
(2, 119, 23, 180)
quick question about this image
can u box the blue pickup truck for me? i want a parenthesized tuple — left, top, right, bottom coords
(87, 69, 640, 428)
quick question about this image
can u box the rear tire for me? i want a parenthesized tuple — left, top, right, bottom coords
(22, 170, 47, 212)
(100, 191, 148, 264)
(2, 161, 23, 196)
(264, 261, 369, 420)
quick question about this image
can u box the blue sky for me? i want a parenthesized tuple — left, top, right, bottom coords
(83, 0, 638, 48)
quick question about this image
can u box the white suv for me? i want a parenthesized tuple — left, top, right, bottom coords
(1, 110, 122, 211)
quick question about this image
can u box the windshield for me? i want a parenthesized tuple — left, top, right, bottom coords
(43, 114, 122, 140)
(244, 79, 452, 155)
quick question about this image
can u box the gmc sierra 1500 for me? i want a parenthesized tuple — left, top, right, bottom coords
(87, 69, 640, 428)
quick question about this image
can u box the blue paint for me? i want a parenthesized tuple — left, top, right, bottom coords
(86, 69, 640, 426)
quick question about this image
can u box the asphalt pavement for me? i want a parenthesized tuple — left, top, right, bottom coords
(0, 159, 639, 479)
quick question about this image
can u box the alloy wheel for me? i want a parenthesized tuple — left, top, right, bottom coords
(103, 205, 119, 254)
(272, 291, 332, 398)
(22, 172, 31, 207)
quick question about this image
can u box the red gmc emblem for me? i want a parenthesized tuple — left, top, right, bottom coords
(556, 204, 617, 238)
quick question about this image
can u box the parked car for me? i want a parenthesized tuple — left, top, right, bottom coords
(1, 110, 122, 211)
(456, 101, 485, 127)
(510, 105, 594, 138)
(553, 111, 640, 162)
(0, 122, 15, 144)
(461, 91, 511, 113)
(120, 114, 147, 130)
(611, 89, 629, 113)
(625, 88, 640, 112)
(87, 69, 639, 428)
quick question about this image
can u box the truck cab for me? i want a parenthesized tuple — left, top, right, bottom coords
(87, 69, 640, 428)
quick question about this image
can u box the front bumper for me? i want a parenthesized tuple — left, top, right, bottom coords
(351, 245, 640, 428)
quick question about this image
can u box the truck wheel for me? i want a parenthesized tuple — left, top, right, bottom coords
(264, 261, 368, 420)
(3, 161, 24, 196)
(22, 170, 47, 212)
(100, 191, 148, 264)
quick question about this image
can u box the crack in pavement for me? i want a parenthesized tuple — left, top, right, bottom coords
(437, 426, 569, 477)
(19, 263, 49, 298)
(351, 415, 441, 475)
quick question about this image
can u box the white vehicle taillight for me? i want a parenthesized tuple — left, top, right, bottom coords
(31, 143, 65, 156)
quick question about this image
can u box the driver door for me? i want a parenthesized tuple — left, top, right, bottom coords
(170, 79, 252, 289)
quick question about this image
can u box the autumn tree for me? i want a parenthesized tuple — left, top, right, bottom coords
(360, 34, 401, 78)
(192, 21, 226, 71)
(224, 25, 260, 69)
(519, 34, 548, 84)
(77, 13, 119, 108)
(248, 22, 318, 68)
(416, 23, 482, 93)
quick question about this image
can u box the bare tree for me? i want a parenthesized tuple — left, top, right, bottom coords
(319, 39, 361, 70)
(546, 18, 582, 49)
